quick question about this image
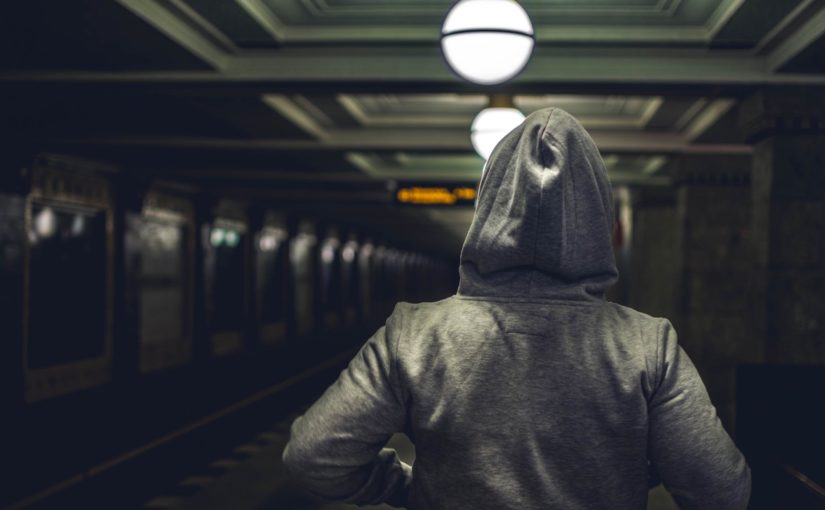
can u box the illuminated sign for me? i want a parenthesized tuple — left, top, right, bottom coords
(394, 183, 478, 206)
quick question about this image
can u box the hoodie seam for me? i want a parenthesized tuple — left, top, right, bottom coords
(642, 317, 657, 404)
(388, 304, 406, 406)
(455, 295, 601, 307)
(543, 111, 580, 277)
(532, 108, 555, 298)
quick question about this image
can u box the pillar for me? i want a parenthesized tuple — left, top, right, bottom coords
(674, 154, 755, 431)
(740, 88, 825, 364)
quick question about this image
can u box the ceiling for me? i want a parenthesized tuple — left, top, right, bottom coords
(1, 0, 824, 256)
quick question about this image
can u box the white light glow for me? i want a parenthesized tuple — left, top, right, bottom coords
(71, 215, 85, 236)
(259, 234, 278, 252)
(441, 0, 534, 85)
(342, 244, 356, 263)
(210, 228, 225, 247)
(224, 230, 240, 247)
(471, 107, 526, 160)
(321, 245, 336, 264)
(34, 207, 57, 238)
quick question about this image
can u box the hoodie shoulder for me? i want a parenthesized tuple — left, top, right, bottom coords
(604, 301, 674, 345)
(385, 297, 459, 332)
(606, 300, 669, 323)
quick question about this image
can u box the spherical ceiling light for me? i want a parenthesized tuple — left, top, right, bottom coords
(471, 101, 525, 160)
(441, 0, 534, 85)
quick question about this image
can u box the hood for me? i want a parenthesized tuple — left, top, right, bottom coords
(458, 107, 618, 299)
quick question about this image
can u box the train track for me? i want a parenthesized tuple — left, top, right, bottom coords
(5, 349, 356, 510)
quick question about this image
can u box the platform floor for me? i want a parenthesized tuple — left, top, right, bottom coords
(142, 411, 679, 510)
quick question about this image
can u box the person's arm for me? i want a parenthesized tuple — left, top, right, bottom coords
(282, 315, 410, 507)
(647, 320, 751, 510)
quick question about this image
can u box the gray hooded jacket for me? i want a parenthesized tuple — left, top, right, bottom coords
(283, 108, 751, 510)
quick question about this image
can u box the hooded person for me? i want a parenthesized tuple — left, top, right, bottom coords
(282, 107, 751, 510)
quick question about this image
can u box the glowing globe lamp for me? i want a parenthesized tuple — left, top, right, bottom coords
(471, 107, 525, 160)
(224, 230, 240, 247)
(441, 0, 534, 85)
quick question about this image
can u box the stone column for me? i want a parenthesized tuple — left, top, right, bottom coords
(740, 88, 825, 364)
(673, 154, 755, 432)
(628, 187, 680, 325)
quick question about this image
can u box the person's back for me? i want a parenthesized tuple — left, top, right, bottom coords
(283, 108, 751, 510)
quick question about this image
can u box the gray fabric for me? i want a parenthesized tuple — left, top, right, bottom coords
(283, 108, 751, 510)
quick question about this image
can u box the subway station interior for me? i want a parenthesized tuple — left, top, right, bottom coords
(1, 0, 825, 509)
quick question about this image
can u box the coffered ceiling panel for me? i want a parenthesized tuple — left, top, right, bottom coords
(263, 92, 704, 136)
(260, 0, 719, 25)
(172, 0, 746, 46)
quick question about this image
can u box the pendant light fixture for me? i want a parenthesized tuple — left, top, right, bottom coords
(471, 95, 525, 160)
(441, 0, 535, 85)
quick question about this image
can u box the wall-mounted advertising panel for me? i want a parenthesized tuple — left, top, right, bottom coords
(24, 161, 114, 402)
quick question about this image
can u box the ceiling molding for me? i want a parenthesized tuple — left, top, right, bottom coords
(674, 98, 709, 131)
(230, 25, 709, 44)
(639, 97, 665, 127)
(682, 99, 736, 141)
(766, 2, 825, 72)
(261, 94, 328, 138)
(160, 0, 239, 53)
(168, 168, 373, 183)
(754, 0, 817, 54)
(227, 0, 705, 44)
(234, 0, 287, 42)
(291, 95, 338, 129)
(346, 152, 483, 181)
(337, 94, 485, 128)
(307, 0, 682, 17)
(116, 0, 231, 70)
(705, 0, 749, 40)
(299, 0, 324, 17)
(642, 155, 669, 174)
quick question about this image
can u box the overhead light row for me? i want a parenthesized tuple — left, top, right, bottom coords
(440, 0, 533, 161)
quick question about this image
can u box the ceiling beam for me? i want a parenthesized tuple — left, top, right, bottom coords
(766, 2, 825, 72)
(52, 131, 754, 155)
(5, 48, 825, 87)
(159, 168, 375, 183)
(222, 49, 825, 85)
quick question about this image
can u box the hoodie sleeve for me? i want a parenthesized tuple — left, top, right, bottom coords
(647, 320, 751, 510)
(282, 314, 411, 507)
